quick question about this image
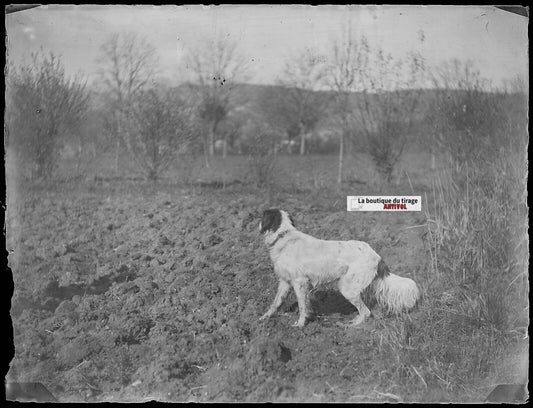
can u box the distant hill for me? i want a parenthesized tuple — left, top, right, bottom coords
(87, 81, 525, 130)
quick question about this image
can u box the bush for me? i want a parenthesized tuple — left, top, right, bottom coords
(367, 118, 409, 182)
(123, 88, 201, 181)
(7, 51, 89, 180)
(428, 91, 509, 167)
(241, 123, 281, 187)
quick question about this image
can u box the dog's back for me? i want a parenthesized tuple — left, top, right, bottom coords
(273, 231, 380, 285)
(279, 232, 379, 264)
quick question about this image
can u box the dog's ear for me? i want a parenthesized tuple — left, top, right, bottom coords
(260, 209, 282, 234)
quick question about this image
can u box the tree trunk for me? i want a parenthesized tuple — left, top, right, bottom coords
(115, 138, 120, 177)
(222, 133, 228, 159)
(203, 134, 210, 168)
(208, 124, 215, 156)
(298, 121, 306, 156)
(150, 138, 158, 182)
(115, 118, 121, 176)
(204, 147, 210, 168)
(337, 130, 344, 184)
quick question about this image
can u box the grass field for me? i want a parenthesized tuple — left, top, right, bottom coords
(6, 149, 528, 402)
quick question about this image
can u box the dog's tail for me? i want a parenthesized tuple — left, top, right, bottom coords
(372, 260, 420, 314)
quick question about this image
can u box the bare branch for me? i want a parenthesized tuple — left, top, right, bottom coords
(183, 36, 250, 160)
(7, 50, 89, 179)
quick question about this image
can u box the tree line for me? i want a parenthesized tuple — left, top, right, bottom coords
(6, 28, 526, 183)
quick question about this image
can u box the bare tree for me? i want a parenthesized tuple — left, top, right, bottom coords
(427, 59, 509, 169)
(326, 26, 426, 183)
(241, 121, 282, 187)
(272, 49, 329, 155)
(184, 36, 249, 166)
(325, 24, 364, 184)
(122, 88, 200, 181)
(7, 50, 89, 180)
(96, 32, 157, 174)
(258, 50, 329, 155)
(217, 109, 247, 158)
(353, 42, 426, 182)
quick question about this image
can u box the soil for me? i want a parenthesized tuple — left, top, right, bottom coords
(6, 181, 439, 402)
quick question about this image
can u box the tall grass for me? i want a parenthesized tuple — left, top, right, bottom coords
(368, 82, 529, 400)
(411, 90, 528, 398)
(375, 168, 526, 398)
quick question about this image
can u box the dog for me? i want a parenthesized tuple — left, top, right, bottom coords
(258, 208, 420, 328)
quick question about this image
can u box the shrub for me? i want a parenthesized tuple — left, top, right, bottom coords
(7, 51, 89, 180)
(242, 123, 281, 187)
(123, 89, 201, 181)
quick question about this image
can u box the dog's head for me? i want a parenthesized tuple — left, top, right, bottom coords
(259, 209, 296, 234)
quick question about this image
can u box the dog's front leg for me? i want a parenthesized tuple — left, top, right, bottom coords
(260, 279, 291, 321)
(292, 279, 311, 328)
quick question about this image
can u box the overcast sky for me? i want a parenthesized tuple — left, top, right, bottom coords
(5, 5, 529, 89)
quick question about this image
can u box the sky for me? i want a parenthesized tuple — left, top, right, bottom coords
(5, 5, 529, 90)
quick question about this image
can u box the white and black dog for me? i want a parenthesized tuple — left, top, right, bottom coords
(259, 208, 420, 328)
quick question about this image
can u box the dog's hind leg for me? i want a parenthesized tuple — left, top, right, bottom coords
(260, 279, 291, 321)
(338, 274, 372, 327)
(292, 278, 311, 328)
(343, 294, 371, 327)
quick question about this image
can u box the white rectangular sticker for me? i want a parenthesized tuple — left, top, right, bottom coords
(347, 196, 421, 211)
